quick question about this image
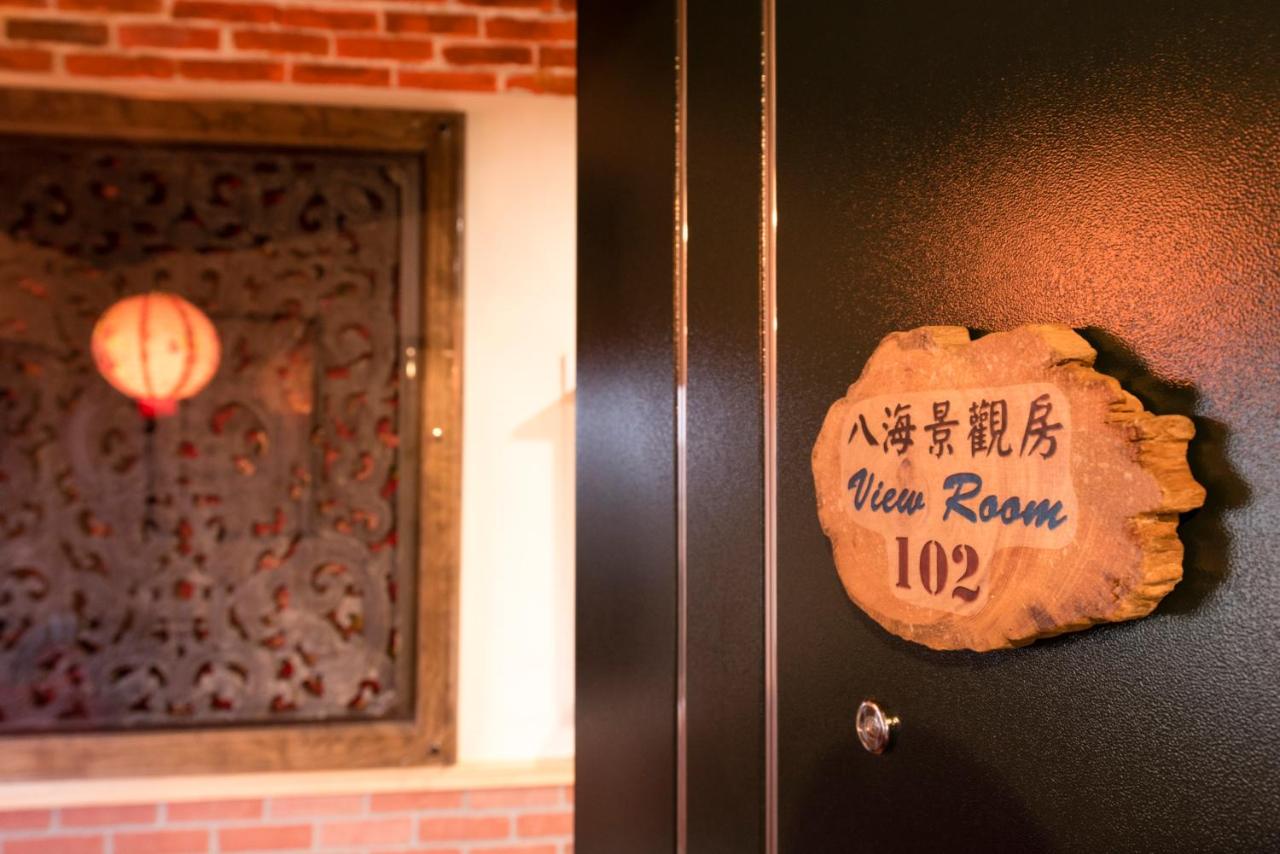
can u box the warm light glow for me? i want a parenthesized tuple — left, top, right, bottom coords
(91, 292, 221, 417)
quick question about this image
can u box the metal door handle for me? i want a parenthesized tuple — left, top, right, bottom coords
(856, 699, 899, 755)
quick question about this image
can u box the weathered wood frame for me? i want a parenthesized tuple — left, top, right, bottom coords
(0, 87, 463, 778)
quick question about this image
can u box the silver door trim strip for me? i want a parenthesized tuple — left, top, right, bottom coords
(761, 0, 779, 851)
(674, 0, 689, 851)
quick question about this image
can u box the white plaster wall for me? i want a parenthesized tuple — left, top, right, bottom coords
(0, 75, 577, 765)
(456, 95, 576, 762)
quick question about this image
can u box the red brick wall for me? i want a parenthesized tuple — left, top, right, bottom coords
(0, 0, 575, 95)
(0, 784, 573, 853)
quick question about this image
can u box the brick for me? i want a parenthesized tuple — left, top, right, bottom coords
(65, 52, 175, 77)
(441, 44, 531, 66)
(459, 0, 552, 8)
(369, 790, 464, 811)
(517, 811, 573, 837)
(401, 69, 496, 91)
(336, 36, 433, 62)
(559, 0, 575, 10)
(279, 7, 376, 31)
(0, 45, 53, 71)
(0, 0, 49, 7)
(292, 63, 389, 86)
(57, 0, 161, 11)
(218, 825, 312, 853)
(118, 25, 219, 50)
(396, 69, 496, 92)
(166, 799, 263, 822)
(179, 58, 283, 81)
(419, 816, 510, 841)
(233, 30, 328, 55)
(268, 794, 365, 818)
(484, 16, 574, 41)
(319, 817, 412, 847)
(172, 1, 277, 24)
(386, 12, 478, 36)
(4, 837, 103, 854)
(6, 18, 107, 45)
(0, 809, 51, 830)
(400, 68, 493, 89)
(472, 846, 557, 854)
(564, 786, 575, 804)
(62, 804, 157, 827)
(507, 71, 574, 95)
(539, 45, 573, 68)
(468, 787, 561, 808)
(114, 829, 209, 854)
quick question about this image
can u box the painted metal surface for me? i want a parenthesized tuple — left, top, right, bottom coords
(580, 1, 1279, 850)
(776, 1, 1279, 849)
(685, 0, 768, 851)
(576, 1, 680, 852)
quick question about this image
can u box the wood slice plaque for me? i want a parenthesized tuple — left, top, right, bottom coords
(811, 324, 1205, 651)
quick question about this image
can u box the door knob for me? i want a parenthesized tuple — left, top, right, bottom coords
(856, 699, 899, 755)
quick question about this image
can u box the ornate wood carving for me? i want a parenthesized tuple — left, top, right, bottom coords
(0, 139, 418, 729)
(0, 88, 461, 778)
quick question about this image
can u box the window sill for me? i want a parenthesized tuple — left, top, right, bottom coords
(0, 757, 573, 809)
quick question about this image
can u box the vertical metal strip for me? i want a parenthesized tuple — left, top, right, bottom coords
(674, 0, 690, 851)
(761, 0, 779, 851)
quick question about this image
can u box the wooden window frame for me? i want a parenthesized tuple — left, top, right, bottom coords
(0, 87, 463, 779)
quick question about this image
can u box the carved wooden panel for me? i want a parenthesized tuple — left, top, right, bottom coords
(0, 138, 422, 732)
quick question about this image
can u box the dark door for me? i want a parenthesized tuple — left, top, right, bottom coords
(776, 2, 1279, 851)
(577, 1, 1279, 852)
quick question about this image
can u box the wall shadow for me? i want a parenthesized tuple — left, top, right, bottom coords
(1078, 327, 1248, 615)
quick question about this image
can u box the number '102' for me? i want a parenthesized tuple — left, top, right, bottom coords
(895, 537, 981, 602)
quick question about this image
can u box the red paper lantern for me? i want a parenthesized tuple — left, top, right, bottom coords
(91, 292, 221, 418)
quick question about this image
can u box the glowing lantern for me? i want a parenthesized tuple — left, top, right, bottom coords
(91, 292, 221, 418)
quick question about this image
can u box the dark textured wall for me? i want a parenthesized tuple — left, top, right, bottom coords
(686, 0, 767, 851)
(776, 1, 1280, 850)
(575, 1, 678, 852)
(578, 0, 1279, 851)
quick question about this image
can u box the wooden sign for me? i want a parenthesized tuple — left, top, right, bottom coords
(812, 325, 1205, 651)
